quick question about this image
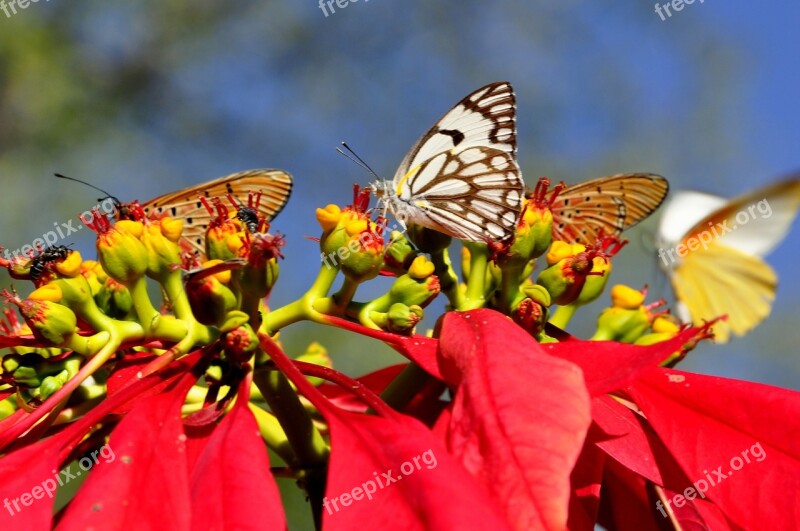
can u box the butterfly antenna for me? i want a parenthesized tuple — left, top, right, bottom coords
(54, 173, 120, 204)
(336, 142, 382, 182)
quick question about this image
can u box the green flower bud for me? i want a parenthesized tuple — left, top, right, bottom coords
(141, 217, 184, 279)
(512, 297, 549, 340)
(594, 306, 651, 343)
(317, 205, 385, 283)
(296, 342, 333, 387)
(573, 258, 612, 306)
(94, 277, 133, 319)
(97, 220, 149, 285)
(500, 193, 554, 269)
(537, 236, 624, 306)
(37, 370, 69, 400)
(592, 286, 660, 343)
(17, 298, 77, 347)
(238, 233, 284, 300)
(387, 257, 440, 308)
(222, 323, 259, 364)
(384, 231, 418, 272)
(186, 269, 238, 326)
(371, 303, 424, 335)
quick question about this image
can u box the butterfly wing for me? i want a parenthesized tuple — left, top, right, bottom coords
(393, 81, 517, 183)
(140, 169, 293, 255)
(657, 176, 800, 342)
(392, 146, 523, 241)
(671, 177, 800, 257)
(670, 242, 777, 343)
(386, 82, 522, 242)
(550, 173, 669, 244)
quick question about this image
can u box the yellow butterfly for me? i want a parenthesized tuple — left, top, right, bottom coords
(656, 176, 800, 342)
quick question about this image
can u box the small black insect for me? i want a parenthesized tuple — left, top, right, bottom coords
(29, 246, 72, 282)
(236, 206, 261, 233)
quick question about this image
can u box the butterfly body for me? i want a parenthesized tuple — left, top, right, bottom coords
(371, 82, 524, 242)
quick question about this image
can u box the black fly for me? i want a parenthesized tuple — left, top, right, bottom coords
(29, 245, 72, 282)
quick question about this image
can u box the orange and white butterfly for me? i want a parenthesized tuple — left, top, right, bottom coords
(531, 173, 670, 245)
(369, 81, 524, 242)
(656, 176, 800, 342)
(127, 169, 292, 257)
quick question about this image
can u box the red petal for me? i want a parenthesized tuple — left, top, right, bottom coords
(322, 408, 509, 530)
(57, 373, 197, 530)
(542, 327, 707, 396)
(189, 378, 285, 529)
(591, 396, 663, 485)
(323, 316, 441, 379)
(598, 457, 661, 531)
(437, 309, 592, 531)
(567, 440, 605, 531)
(258, 333, 508, 530)
(628, 368, 800, 529)
(319, 364, 407, 413)
(0, 433, 70, 529)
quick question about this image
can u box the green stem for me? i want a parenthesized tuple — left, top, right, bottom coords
(158, 270, 216, 350)
(430, 248, 462, 309)
(550, 303, 577, 330)
(127, 276, 161, 335)
(498, 264, 525, 314)
(249, 403, 298, 466)
(379, 362, 436, 411)
(460, 242, 489, 310)
(332, 277, 359, 310)
(261, 263, 340, 335)
(252, 365, 329, 528)
(253, 367, 328, 463)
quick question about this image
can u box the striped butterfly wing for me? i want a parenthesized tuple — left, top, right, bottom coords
(385, 81, 523, 242)
(139, 169, 293, 256)
(395, 146, 523, 241)
(394, 81, 517, 181)
(549, 173, 669, 244)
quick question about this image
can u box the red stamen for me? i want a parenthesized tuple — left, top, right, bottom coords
(81, 208, 112, 234)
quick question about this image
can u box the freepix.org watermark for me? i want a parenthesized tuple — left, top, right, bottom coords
(320, 201, 414, 270)
(2, 198, 116, 260)
(0, 0, 51, 19)
(654, 0, 704, 22)
(657, 197, 772, 267)
(323, 448, 438, 516)
(655, 441, 766, 518)
(318, 0, 370, 18)
(3, 443, 116, 517)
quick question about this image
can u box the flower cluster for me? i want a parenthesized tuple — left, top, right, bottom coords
(0, 177, 797, 531)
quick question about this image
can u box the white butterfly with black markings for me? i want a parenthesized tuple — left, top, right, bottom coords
(370, 82, 525, 242)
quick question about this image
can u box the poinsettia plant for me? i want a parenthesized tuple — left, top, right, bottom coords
(0, 180, 797, 531)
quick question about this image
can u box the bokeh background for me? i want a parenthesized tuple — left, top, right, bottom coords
(0, 1, 798, 526)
